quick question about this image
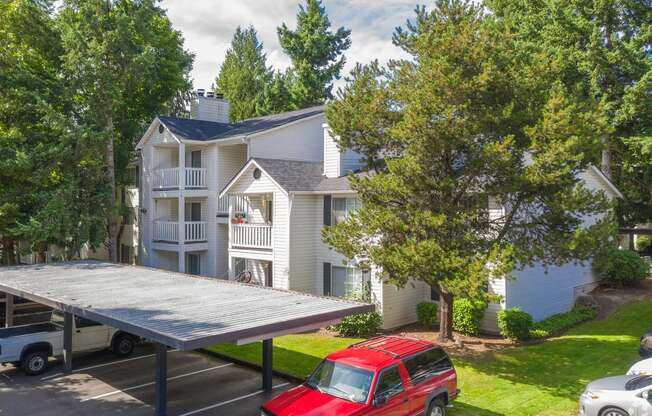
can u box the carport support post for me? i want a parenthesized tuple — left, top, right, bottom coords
(155, 343, 168, 416)
(262, 338, 273, 392)
(4, 293, 14, 327)
(63, 312, 73, 374)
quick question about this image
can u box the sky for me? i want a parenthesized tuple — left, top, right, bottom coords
(160, 0, 417, 92)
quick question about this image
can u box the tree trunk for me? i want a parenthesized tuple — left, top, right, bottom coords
(105, 115, 118, 263)
(601, 134, 612, 180)
(438, 292, 454, 341)
(36, 242, 47, 263)
(1, 237, 17, 266)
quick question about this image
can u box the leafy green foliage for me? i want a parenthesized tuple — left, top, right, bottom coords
(593, 247, 650, 287)
(216, 26, 272, 122)
(324, 0, 614, 339)
(498, 308, 533, 341)
(529, 306, 596, 339)
(278, 0, 351, 107)
(636, 236, 651, 252)
(331, 312, 382, 338)
(453, 298, 487, 336)
(416, 302, 438, 327)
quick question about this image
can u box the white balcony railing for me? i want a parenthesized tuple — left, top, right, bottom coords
(185, 221, 207, 242)
(185, 168, 207, 188)
(153, 221, 179, 242)
(232, 224, 272, 249)
(217, 195, 248, 214)
(153, 221, 207, 243)
(152, 167, 207, 189)
(152, 168, 179, 189)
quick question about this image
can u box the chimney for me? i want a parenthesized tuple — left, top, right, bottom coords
(190, 89, 230, 123)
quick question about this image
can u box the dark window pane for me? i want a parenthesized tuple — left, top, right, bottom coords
(403, 348, 452, 385)
(375, 366, 404, 400)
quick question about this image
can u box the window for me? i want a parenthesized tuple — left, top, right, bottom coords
(430, 286, 440, 301)
(402, 348, 453, 385)
(332, 197, 361, 225)
(306, 360, 373, 404)
(191, 150, 201, 168)
(375, 366, 404, 401)
(75, 316, 102, 328)
(120, 244, 131, 264)
(187, 254, 200, 275)
(331, 266, 367, 299)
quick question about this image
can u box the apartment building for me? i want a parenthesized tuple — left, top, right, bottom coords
(138, 93, 623, 332)
(136, 93, 325, 278)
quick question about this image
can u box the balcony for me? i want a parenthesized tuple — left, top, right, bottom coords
(232, 224, 272, 249)
(153, 221, 207, 243)
(217, 195, 248, 215)
(152, 167, 207, 189)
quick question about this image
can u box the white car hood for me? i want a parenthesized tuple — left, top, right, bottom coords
(628, 358, 652, 376)
(586, 376, 632, 391)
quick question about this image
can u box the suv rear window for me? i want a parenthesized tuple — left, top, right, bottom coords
(402, 347, 453, 385)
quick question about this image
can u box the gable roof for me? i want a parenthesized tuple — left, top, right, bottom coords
(158, 106, 324, 143)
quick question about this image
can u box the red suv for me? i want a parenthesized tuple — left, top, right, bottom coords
(261, 336, 459, 416)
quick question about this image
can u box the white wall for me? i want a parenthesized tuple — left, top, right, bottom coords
(249, 116, 325, 162)
(381, 281, 430, 330)
(289, 194, 319, 293)
(190, 96, 230, 123)
(323, 124, 363, 178)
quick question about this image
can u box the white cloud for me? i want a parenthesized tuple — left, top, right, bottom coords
(161, 0, 415, 92)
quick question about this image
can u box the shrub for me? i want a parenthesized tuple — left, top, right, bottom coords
(636, 236, 651, 252)
(593, 247, 649, 287)
(529, 305, 596, 338)
(332, 312, 382, 337)
(497, 308, 533, 341)
(453, 298, 487, 336)
(416, 302, 438, 327)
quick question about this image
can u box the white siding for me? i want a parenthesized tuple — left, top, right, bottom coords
(249, 116, 325, 162)
(217, 144, 247, 190)
(216, 224, 228, 277)
(323, 126, 341, 178)
(381, 281, 430, 330)
(322, 124, 363, 178)
(481, 278, 506, 334)
(289, 195, 319, 293)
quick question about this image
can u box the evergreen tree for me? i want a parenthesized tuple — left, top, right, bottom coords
(324, 1, 614, 340)
(261, 70, 294, 115)
(58, 0, 193, 261)
(216, 26, 272, 122)
(278, 0, 351, 107)
(488, 0, 652, 225)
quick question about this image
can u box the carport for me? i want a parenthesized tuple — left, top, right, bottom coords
(0, 261, 374, 416)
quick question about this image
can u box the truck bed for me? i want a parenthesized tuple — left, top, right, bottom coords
(0, 323, 60, 339)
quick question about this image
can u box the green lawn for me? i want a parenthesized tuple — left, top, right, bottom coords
(205, 300, 651, 416)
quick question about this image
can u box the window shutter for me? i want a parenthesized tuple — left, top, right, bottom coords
(323, 262, 332, 296)
(323, 195, 331, 226)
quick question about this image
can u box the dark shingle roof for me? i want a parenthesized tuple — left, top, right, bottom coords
(158, 106, 324, 142)
(252, 158, 325, 193)
(246, 158, 361, 193)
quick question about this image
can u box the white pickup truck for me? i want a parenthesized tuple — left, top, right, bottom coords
(0, 311, 137, 375)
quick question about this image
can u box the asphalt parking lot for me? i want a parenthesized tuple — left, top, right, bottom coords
(0, 344, 294, 416)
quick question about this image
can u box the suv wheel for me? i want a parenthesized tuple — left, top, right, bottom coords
(112, 334, 135, 357)
(427, 398, 447, 416)
(21, 350, 48, 376)
(600, 408, 629, 416)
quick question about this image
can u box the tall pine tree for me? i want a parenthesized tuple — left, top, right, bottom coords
(216, 26, 272, 122)
(488, 0, 652, 225)
(324, 1, 614, 340)
(278, 0, 351, 108)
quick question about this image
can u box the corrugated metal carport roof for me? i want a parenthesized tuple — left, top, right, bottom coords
(0, 261, 373, 350)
